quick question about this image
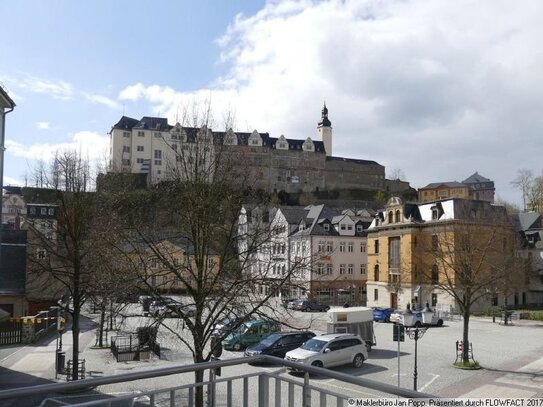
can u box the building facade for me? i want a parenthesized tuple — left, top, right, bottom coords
(366, 197, 517, 312)
(239, 204, 372, 305)
(109, 106, 387, 193)
(418, 172, 495, 203)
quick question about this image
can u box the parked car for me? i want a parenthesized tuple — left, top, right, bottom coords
(390, 310, 443, 327)
(372, 307, 394, 322)
(213, 315, 250, 336)
(291, 300, 330, 312)
(281, 298, 298, 309)
(222, 319, 281, 351)
(244, 331, 316, 360)
(284, 333, 368, 370)
(150, 298, 195, 318)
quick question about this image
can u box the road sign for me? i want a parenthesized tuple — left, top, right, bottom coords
(393, 324, 405, 342)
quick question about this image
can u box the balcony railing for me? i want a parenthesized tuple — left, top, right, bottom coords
(0, 355, 436, 406)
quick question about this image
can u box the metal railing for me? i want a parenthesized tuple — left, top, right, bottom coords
(0, 355, 437, 406)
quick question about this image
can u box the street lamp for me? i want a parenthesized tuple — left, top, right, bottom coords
(404, 326, 428, 391)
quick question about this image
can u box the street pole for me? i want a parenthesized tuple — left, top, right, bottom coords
(397, 334, 400, 388)
(405, 326, 427, 392)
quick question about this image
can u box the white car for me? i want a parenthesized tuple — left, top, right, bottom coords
(390, 310, 443, 327)
(284, 333, 368, 370)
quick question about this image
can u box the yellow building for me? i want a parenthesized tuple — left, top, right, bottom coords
(366, 197, 515, 312)
(418, 182, 469, 203)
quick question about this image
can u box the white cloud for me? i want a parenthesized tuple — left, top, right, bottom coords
(12, 75, 74, 100)
(35, 122, 51, 130)
(117, 0, 543, 205)
(6, 131, 109, 165)
(82, 92, 122, 110)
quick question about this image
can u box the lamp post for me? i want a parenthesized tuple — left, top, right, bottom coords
(404, 326, 428, 391)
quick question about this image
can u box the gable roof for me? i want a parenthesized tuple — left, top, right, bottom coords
(420, 181, 466, 190)
(0, 86, 15, 109)
(511, 212, 541, 232)
(462, 172, 492, 184)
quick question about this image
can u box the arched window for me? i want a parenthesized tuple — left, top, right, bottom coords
(395, 210, 401, 223)
(374, 265, 380, 281)
(431, 265, 439, 285)
(388, 211, 394, 223)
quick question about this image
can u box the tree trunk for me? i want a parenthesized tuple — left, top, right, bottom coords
(71, 307, 80, 380)
(99, 307, 105, 347)
(503, 297, 509, 326)
(462, 309, 470, 364)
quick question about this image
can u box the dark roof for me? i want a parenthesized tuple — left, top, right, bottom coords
(420, 181, 465, 189)
(134, 117, 172, 131)
(511, 212, 541, 232)
(112, 116, 139, 131)
(3, 186, 22, 195)
(462, 172, 492, 184)
(279, 206, 311, 224)
(0, 86, 15, 109)
(326, 156, 381, 166)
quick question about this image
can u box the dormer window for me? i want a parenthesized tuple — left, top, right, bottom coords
(323, 224, 330, 231)
(356, 225, 363, 232)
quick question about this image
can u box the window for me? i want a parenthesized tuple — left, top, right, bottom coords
(41, 208, 47, 215)
(122, 159, 130, 166)
(37, 248, 46, 259)
(326, 264, 333, 275)
(360, 264, 366, 275)
(137, 158, 144, 163)
(162, 275, 168, 285)
(29, 207, 36, 215)
(348, 242, 354, 252)
(48, 208, 54, 216)
(348, 264, 353, 274)
(137, 145, 144, 152)
(154, 132, 162, 138)
(395, 210, 401, 223)
(347, 225, 353, 231)
(317, 263, 323, 275)
(431, 265, 439, 285)
(388, 237, 400, 268)
(318, 241, 325, 252)
(432, 208, 439, 220)
(340, 224, 346, 231)
(360, 243, 366, 253)
(122, 146, 130, 153)
(431, 293, 438, 307)
(154, 149, 162, 166)
(432, 235, 438, 251)
(374, 289, 379, 301)
(340, 264, 346, 274)
(251, 139, 260, 145)
(374, 265, 380, 281)
(326, 241, 333, 253)
(323, 224, 330, 231)
(374, 240, 379, 254)
(155, 160, 162, 166)
(356, 225, 363, 232)
(340, 242, 346, 252)
(137, 131, 145, 137)
(388, 211, 393, 223)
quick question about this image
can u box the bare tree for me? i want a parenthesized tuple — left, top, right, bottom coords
(415, 211, 518, 364)
(388, 168, 406, 181)
(511, 169, 534, 211)
(108, 111, 311, 407)
(26, 150, 99, 380)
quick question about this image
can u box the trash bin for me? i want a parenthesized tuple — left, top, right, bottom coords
(56, 350, 66, 374)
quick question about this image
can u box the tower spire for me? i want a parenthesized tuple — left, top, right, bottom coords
(318, 102, 331, 127)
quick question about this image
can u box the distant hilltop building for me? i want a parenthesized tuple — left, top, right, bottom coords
(109, 105, 408, 195)
(418, 172, 495, 203)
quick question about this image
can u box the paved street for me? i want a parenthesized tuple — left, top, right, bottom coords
(0, 304, 542, 406)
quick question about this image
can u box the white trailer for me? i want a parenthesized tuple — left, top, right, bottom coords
(326, 307, 376, 351)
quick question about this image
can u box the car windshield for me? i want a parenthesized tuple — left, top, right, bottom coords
(300, 338, 327, 352)
(260, 334, 281, 347)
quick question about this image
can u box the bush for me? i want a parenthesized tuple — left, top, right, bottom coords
(453, 361, 480, 370)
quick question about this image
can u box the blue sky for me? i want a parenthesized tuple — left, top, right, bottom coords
(2, 0, 543, 206)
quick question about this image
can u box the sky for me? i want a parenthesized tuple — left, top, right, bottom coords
(1, 0, 542, 207)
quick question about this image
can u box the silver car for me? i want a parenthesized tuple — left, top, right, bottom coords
(284, 333, 368, 370)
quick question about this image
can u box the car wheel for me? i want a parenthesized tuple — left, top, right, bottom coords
(311, 361, 323, 368)
(353, 353, 365, 368)
(414, 321, 422, 328)
(303, 307, 310, 312)
(436, 319, 443, 327)
(233, 343, 241, 351)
